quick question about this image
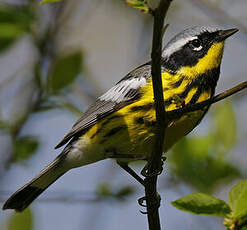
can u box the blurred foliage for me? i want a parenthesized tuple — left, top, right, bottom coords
(0, 119, 10, 131)
(0, 3, 84, 227)
(13, 136, 39, 162)
(4, 208, 33, 230)
(169, 100, 240, 192)
(47, 51, 83, 94)
(40, 0, 63, 4)
(169, 137, 240, 192)
(0, 1, 84, 166)
(0, 4, 35, 52)
(172, 180, 247, 230)
(96, 183, 112, 197)
(96, 183, 135, 201)
(126, 0, 150, 13)
(211, 100, 237, 155)
(41, 0, 151, 13)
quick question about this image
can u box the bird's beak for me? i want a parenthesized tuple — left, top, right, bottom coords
(216, 28, 239, 41)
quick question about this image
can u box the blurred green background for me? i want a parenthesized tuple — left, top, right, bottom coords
(0, 0, 247, 229)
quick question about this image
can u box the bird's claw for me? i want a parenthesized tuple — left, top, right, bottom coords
(138, 193, 161, 214)
(141, 156, 166, 177)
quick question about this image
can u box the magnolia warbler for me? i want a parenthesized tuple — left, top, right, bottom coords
(3, 26, 238, 212)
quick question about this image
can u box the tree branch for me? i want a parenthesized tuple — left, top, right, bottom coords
(143, 1, 172, 230)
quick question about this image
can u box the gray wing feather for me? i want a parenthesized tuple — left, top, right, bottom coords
(55, 64, 151, 149)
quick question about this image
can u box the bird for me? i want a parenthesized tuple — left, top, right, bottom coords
(2, 26, 238, 212)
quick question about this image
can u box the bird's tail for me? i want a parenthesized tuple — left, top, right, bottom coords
(2, 154, 68, 212)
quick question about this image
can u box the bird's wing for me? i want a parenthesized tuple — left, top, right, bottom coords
(55, 63, 151, 149)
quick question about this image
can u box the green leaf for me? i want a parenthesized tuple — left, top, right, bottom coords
(229, 180, 247, 219)
(171, 192, 231, 217)
(40, 0, 63, 4)
(7, 208, 33, 230)
(14, 136, 39, 161)
(234, 189, 247, 219)
(47, 51, 83, 93)
(126, 0, 150, 13)
(229, 180, 247, 210)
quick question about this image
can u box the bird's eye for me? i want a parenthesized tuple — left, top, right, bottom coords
(190, 39, 203, 51)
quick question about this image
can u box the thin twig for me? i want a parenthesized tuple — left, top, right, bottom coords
(143, 1, 172, 230)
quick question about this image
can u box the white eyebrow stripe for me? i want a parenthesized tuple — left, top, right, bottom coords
(163, 36, 198, 58)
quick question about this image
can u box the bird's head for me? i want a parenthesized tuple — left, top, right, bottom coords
(162, 26, 238, 77)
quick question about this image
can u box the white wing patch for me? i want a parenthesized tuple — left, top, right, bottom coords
(99, 77, 147, 103)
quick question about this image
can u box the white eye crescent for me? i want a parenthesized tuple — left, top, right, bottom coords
(190, 39, 203, 51)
